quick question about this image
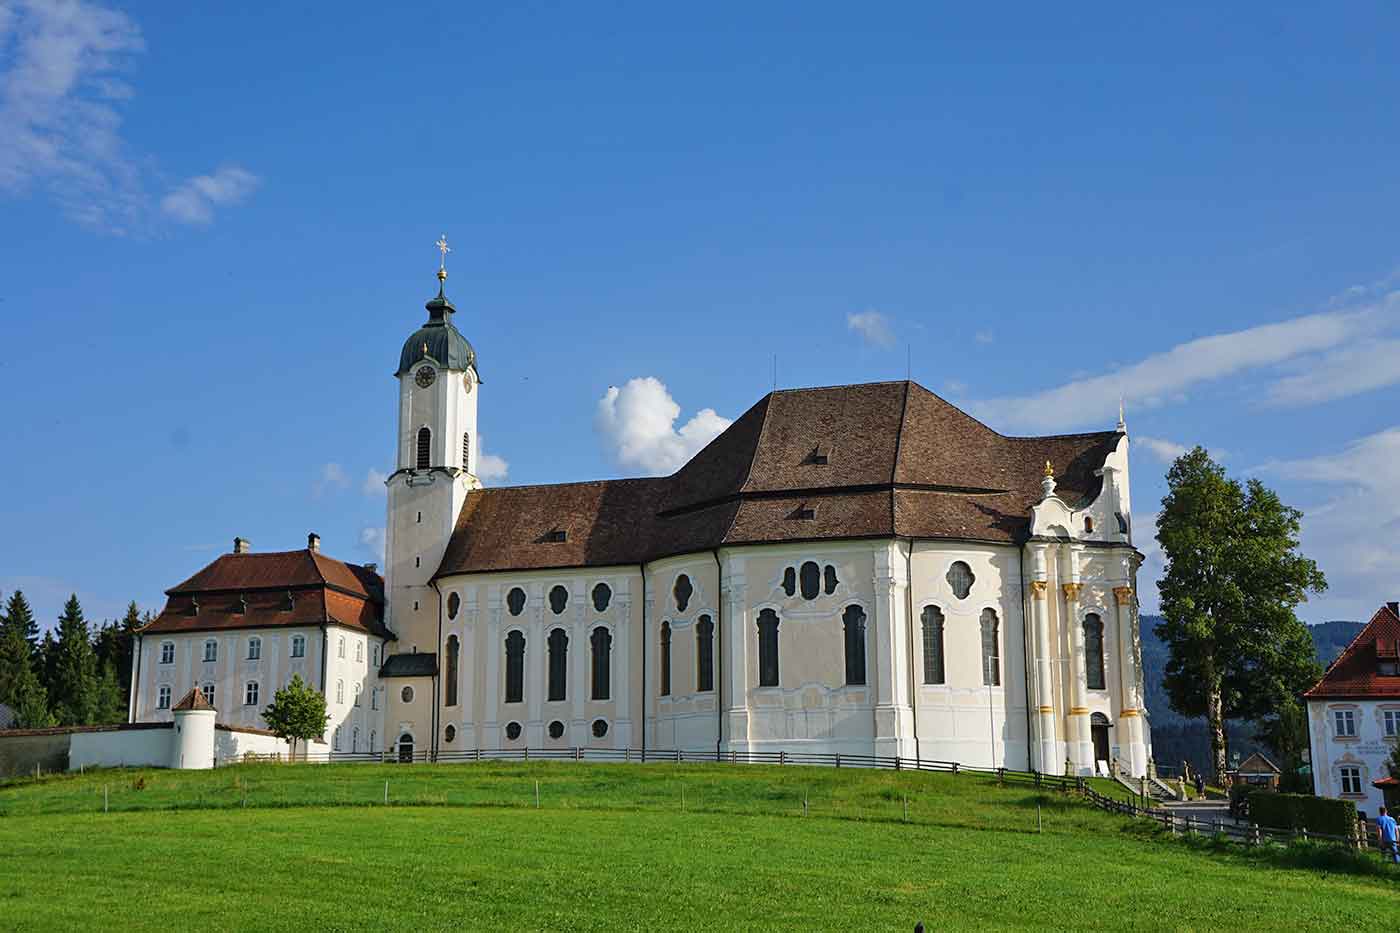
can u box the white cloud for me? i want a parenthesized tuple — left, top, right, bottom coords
(363, 468, 388, 496)
(1135, 436, 1188, 463)
(595, 377, 732, 475)
(477, 448, 509, 483)
(847, 310, 895, 349)
(0, 1, 257, 232)
(971, 293, 1398, 432)
(313, 462, 349, 497)
(1258, 427, 1400, 621)
(974, 330, 994, 345)
(160, 165, 259, 225)
(358, 526, 385, 563)
(1265, 338, 1400, 406)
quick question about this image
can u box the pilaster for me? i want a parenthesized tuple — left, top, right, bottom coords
(1114, 584, 1147, 777)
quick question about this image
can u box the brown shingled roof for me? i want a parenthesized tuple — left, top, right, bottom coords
(172, 687, 216, 712)
(1304, 604, 1400, 700)
(143, 547, 389, 638)
(436, 381, 1122, 576)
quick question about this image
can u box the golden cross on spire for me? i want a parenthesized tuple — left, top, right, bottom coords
(434, 234, 451, 280)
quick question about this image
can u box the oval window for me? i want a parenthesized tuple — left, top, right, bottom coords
(823, 565, 839, 595)
(506, 587, 527, 616)
(674, 574, 693, 612)
(549, 585, 569, 615)
(548, 720, 565, 740)
(401, 685, 415, 703)
(505, 721, 522, 741)
(782, 566, 796, 597)
(592, 719, 609, 739)
(947, 561, 975, 600)
(446, 592, 461, 620)
(444, 724, 457, 743)
(799, 561, 821, 600)
(592, 582, 612, 613)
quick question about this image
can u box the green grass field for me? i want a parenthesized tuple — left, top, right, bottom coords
(1, 762, 1396, 931)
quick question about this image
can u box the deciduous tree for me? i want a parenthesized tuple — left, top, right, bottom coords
(1155, 448, 1326, 780)
(261, 674, 328, 760)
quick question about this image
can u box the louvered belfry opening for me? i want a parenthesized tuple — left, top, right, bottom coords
(416, 426, 431, 469)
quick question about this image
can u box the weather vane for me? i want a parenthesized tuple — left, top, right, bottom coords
(435, 233, 451, 280)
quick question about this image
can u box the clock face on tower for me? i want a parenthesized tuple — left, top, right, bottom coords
(414, 366, 436, 388)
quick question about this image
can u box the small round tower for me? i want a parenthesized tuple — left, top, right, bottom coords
(169, 687, 217, 769)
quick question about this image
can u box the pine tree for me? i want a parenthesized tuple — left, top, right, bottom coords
(0, 610, 32, 712)
(1, 591, 40, 669)
(92, 661, 127, 724)
(11, 661, 54, 728)
(49, 595, 100, 726)
(1156, 448, 1326, 780)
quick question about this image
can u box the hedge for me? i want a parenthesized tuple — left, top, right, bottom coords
(1248, 791, 1358, 837)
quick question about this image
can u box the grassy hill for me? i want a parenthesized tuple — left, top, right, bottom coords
(1, 761, 1395, 931)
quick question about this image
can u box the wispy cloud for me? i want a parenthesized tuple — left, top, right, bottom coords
(1259, 427, 1400, 621)
(358, 526, 385, 563)
(595, 377, 731, 474)
(160, 165, 259, 225)
(313, 462, 349, 498)
(0, 0, 257, 232)
(476, 437, 509, 483)
(1135, 436, 1188, 463)
(971, 291, 1399, 432)
(1265, 338, 1400, 407)
(847, 310, 895, 349)
(974, 330, 994, 345)
(363, 468, 388, 496)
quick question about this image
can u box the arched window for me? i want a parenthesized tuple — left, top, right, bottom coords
(352, 726, 360, 753)
(547, 628, 568, 702)
(462, 432, 470, 468)
(592, 583, 612, 612)
(549, 585, 569, 615)
(659, 622, 672, 696)
(1083, 614, 1106, 690)
(397, 732, 414, 763)
(799, 561, 821, 600)
(590, 627, 612, 700)
(447, 592, 460, 620)
(696, 615, 714, 693)
(757, 609, 780, 687)
(416, 427, 431, 469)
(333, 727, 342, 751)
(370, 730, 376, 752)
(353, 683, 361, 707)
(674, 575, 693, 612)
(336, 679, 344, 704)
(338, 636, 345, 659)
(291, 634, 306, 658)
(920, 606, 946, 685)
(355, 641, 363, 662)
(203, 639, 217, 662)
(506, 587, 526, 616)
(947, 562, 975, 600)
(505, 631, 525, 703)
(980, 608, 1001, 686)
(244, 681, 259, 706)
(445, 635, 460, 706)
(247, 637, 261, 661)
(842, 605, 867, 686)
(157, 684, 171, 709)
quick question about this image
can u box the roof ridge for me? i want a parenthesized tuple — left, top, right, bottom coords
(890, 381, 912, 530)
(1305, 603, 1396, 696)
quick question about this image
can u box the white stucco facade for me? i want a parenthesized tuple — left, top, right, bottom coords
(1306, 696, 1398, 817)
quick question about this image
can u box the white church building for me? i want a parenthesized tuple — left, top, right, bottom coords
(131, 256, 1153, 777)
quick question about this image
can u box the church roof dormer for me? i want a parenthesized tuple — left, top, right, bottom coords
(395, 235, 478, 377)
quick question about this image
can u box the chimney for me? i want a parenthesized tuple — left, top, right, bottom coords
(233, 537, 250, 555)
(308, 532, 321, 553)
(363, 563, 378, 575)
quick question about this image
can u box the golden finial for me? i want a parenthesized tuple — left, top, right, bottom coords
(1044, 459, 1054, 477)
(435, 233, 450, 283)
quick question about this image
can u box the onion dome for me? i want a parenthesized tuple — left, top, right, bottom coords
(396, 239, 478, 376)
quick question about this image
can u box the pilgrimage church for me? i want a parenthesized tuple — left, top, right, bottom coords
(130, 248, 1153, 778)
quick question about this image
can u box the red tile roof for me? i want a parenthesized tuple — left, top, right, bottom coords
(436, 381, 1123, 576)
(172, 687, 216, 711)
(142, 548, 389, 638)
(1304, 604, 1400, 699)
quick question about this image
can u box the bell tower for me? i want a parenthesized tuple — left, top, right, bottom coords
(384, 236, 481, 651)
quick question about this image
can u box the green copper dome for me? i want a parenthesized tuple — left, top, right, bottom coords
(396, 288, 478, 377)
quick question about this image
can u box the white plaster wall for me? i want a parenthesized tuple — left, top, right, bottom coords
(1308, 698, 1398, 818)
(69, 727, 173, 771)
(215, 728, 293, 763)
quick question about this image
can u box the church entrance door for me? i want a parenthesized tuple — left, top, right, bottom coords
(398, 733, 415, 763)
(1091, 721, 1111, 767)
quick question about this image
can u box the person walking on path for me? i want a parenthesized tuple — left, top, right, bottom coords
(1193, 773, 1205, 799)
(1376, 807, 1399, 864)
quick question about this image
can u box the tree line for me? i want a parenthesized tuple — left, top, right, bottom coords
(0, 592, 145, 729)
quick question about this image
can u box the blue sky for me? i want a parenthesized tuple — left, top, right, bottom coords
(2, 1, 1398, 631)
